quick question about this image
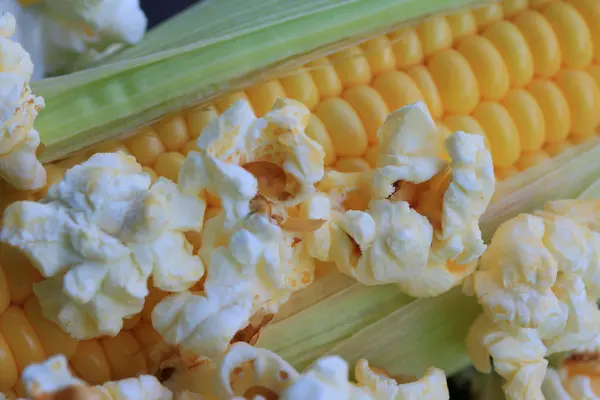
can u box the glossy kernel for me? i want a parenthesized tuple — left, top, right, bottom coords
(155, 115, 190, 151)
(514, 10, 561, 77)
(330, 46, 373, 88)
(445, 11, 477, 41)
(457, 35, 510, 101)
(335, 157, 372, 173)
(407, 65, 443, 120)
(0, 332, 18, 390)
(185, 105, 218, 139)
(125, 128, 165, 166)
(154, 152, 185, 182)
(305, 114, 336, 166)
(483, 21, 534, 88)
(214, 92, 251, 113)
(527, 79, 571, 143)
(443, 115, 491, 151)
(70, 340, 112, 385)
(472, 101, 521, 167)
(0, 263, 10, 315)
(515, 150, 550, 171)
(569, 0, 600, 62)
(554, 69, 600, 138)
(428, 49, 480, 115)
(342, 85, 390, 144)
(388, 28, 424, 68)
(315, 98, 368, 157)
(246, 80, 287, 117)
(0, 244, 42, 305)
(280, 70, 320, 110)
(360, 36, 396, 76)
(502, 89, 546, 151)
(473, 4, 504, 30)
(307, 58, 343, 99)
(502, 0, 529, 18)
(542, 2, 593, 68)
(101, 331, 147, 380)
(0, 306, 45, 371)
(372, 70, 424, 112)
(416, 15, 453, 58)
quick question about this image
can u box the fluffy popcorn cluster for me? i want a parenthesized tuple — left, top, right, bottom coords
(302, 102, 495, 297)
(12, 343, 450, 399)
(0, 152, 206, 339)
(0, 12, 46, 190)
(465, 199, 600, 400)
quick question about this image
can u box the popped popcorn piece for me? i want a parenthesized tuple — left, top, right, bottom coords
(0, 153, 206, 339)
(306, 102, 495, 297)
(36, 0, 147, 74)
(542, 334, 600, 400)
(21, 354, 172, 400)
(152, 210, 315, 357)
(179, 98, 325, 228)
(0, 12, 46, 190)
(465, 200, 600, 400)
(355, 359, 450, 400)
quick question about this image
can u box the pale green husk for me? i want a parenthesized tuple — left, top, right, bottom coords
(32, 0, 496, 162)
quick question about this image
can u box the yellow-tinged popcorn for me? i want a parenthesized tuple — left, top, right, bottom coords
(179, 98, 325, 227)
(0, 12, 46, 190)
(305, 102, 495, 297)
(152, 211, 314, 358)
(0, 152, 206, 339)
(465, 200, 600, 400)
(542, 335, 600, 400)
(20, 354, 172, 399)
(355, 359, 449, 400)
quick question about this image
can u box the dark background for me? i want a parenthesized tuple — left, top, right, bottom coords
(138, 1, 474, 397)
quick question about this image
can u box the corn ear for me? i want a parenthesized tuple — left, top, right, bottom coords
(31, 0, 495, 162)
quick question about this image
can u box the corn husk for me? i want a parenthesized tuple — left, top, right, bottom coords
(31, 0, 497, 162)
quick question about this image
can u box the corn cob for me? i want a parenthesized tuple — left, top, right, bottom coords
(2, 0, 600, 397)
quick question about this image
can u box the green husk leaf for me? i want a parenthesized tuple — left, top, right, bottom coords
(32, 0, 496, 162)
(257, 138, 600, 376)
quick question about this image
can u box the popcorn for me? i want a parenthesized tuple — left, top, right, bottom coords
(0, 153, 205, 338)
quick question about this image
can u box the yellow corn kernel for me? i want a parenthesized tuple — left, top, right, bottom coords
(502, 89, 546, 152)
(214, 91, 251, 113)
(407, 65, 443, 120)
(0, 306, 45, 371)
(185, 104, 218, 139)
(503, 0, 529, 18)
(142, 166, 159, 184)
(544, 139, 573, 156)
(101, 331, 147, 380)
(554, 69, 600, 139)
(527, 79, 571, 143)
(315, 98, 368, 157)
(307, 58, 343, 99)
(280, 70, 320, 110)
(364, 146, 379, 167)
(343, 189, 371, 211)
(90, 138, 130, 155)
(360, 36, 396, 76)
(372, 70, 424, 111)
(472, 101, 521, 168)
(428, 49, 480, 115)
(514, 10, 561, 77)
(569, 0, 600, 62)
(515, 150, 551, 170)
(125, 127, 165, 166)
(122, 314, 142, 331)
(342, 85, 390, 144)
(542, 2, 593, 68)
(246, 80, 287, 117)
(436, 122, 453, 160)
(305, 114, 336, 166)
(141, 286, 170, 321)
(330, 46, 372, 88)
(457, 35, 510, 101)
(0, 263, 10, 315)
(0, 332, 18, 390)
(2, 389, 17, 399)
(205, 191, 221, 208)
(416, 15, 453, 58)
(132, 321, 165, 368)
(586, 65, 600, 92)
(495, 166, 519, 180)
(482, 21, 534, 88)
(335, 157, 372, 173)
(70, 340, 112, 385)
(530, 0, 559, 8)
(155, 115, 190, 151)
(0, 245, 43, 305)
(13, 379, 26, 399)
(445, 10, 477, 41)
(181, 140, 200, 156)
(23, 297, 78, 359)
(38, 164, 64, 198)
(154, 152, 185, 182)
(473, 3, 504, 30)
(388, 28, 424, 68)
(443, 115, 492, 150)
